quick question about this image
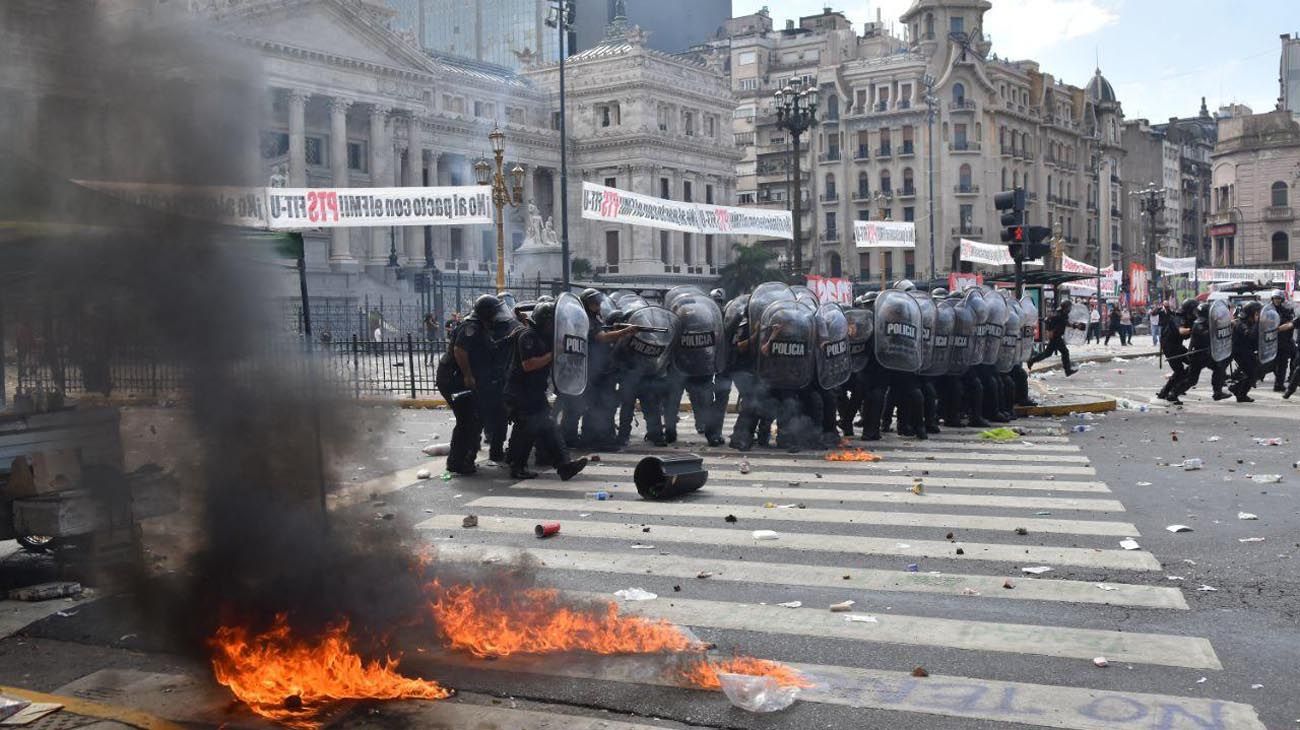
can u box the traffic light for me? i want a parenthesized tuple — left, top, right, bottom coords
(995, 188, 1027, 257)
(1025, 225, 1052, 262)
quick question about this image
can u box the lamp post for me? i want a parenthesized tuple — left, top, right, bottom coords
(475, 126, 525, 294)
(546, 0, 576, 287)
(1133, 184, 1167, 303)
(922, 73, 938, 281)
(774, 78, 818, 279)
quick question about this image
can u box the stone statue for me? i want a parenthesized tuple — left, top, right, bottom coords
(542, 217, 559, 246)
(525, 200, 544, 243)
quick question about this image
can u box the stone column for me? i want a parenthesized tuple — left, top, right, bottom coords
(287, 90, 310, 188)
(368, 105, 391, 267)
(403, 116, 423, 265)
(422, 148, 435, 267)
(328, 97, 354, 266)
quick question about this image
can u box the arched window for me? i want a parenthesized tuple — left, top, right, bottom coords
(999, 126, 1007, 147)
(1273, 231, 1290, 261)
(881, 169, 892, 194)
(952, 82, 966, 104)
(1001, 167, 1008, 189)
(959, 164, 972, 190)
(903, 167, 914, 194)
(825, 173, 836, 197)
(1272, 181, 1289, 207)
(924, 13, 934, 38)
(857, 171, 869, 197)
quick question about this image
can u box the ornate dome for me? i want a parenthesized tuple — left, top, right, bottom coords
(1086, 67, 1117, 104)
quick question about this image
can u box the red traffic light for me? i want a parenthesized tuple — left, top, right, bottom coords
(1000, 225, 1025, 243)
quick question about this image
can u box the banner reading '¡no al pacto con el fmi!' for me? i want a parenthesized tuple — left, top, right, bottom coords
(580, 182, 793, 239)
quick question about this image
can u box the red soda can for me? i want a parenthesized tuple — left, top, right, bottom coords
(534, 522, 561, 538)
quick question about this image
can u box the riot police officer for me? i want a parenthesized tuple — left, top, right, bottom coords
(453, 295, 510, 463)
(436, 317, 478, 475)
(572, 288, 633, 449)
(1156, 299, 1193, 405)
(1270, 291, 1294, 392)
(1229, 301, 1262, 402)
(710, 289, 735, 423)
(504, 302, 588, 481)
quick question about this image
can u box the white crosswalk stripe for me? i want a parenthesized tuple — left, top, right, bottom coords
(416, 427, 1261, 728)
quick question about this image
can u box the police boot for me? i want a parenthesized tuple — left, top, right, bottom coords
(556, 456, 589, 481)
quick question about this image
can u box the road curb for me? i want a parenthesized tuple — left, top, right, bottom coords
(0, 684, 184, 730)
(1016, 398, 1116, 417)
(1029, 348, 1159, 373)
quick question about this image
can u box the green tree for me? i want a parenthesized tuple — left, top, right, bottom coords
(719, 244, 785, 296)
(571, 257, 593, 280)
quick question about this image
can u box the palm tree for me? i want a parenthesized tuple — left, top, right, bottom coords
(719, 244, 785, 295)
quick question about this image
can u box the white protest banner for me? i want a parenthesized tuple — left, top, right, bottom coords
(580, 182, 793, 239)
(1196, 267, 1292, 283)
(1155, 254, 1197, 275)
(72, 180, 268, 228)
(264, 186, 493, 229)
(806, 275, 853, 304)
(853, 220, 915, 248)
(957, 239, 1044, 267)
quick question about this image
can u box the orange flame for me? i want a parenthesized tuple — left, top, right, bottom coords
(681, 656, 813, 690)
(825, 448, 882, 462)
(210, 614, 450, 728)
(427, 581, 696, 658)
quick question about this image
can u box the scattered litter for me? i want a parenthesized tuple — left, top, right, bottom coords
(1239, 537, 1266, 543)
(119, 634, 138, 642)
(776, 601, 802, 608)
(1136, 481, 1153, 487)
(1165, 525, 1193, 533)
(1253, 437, 1283, 446)
(979, 428, 1020, 442)
(911, 666, 929, 677)
(1196, 677, 1207, 684)
(844, 614, 879, 623)
(1021, 566, 1052, 575)
(752, 530, 780, 541)
(738, 461, 751, 474)
(1181, 459, 1203, 471)
(1003, 579, 1015, 589)
(579, 513, 591, 518)
(588, 454, 601, 462)
(895, 543, 912, 549)
(697, 571, 715, 579)
(717, 673, 800, 713)
(725, 514, 738, 523)
(1171, 431, 1180, 442)
(1206, 435, 1221, 442)
(421, 443, 451, 456)
(54, 609, 78, 617)
(955, 548, 965, 556)
(613, 588, 657, 601)
(534, 522, 561, 538)
(1239, 512, 1259, 520)
(1166, 576, 1185, 581)
(1119, 539, 1141, 550)
(416, 468, 432, 480)
(959, 587, 981, 597)
(910, 483, 924, 495)
(461, 515, 478, 528)
(8, 582, 81, 602)
(1034, 511, 1052, 516)
(1250, 474, 1283, 484)
(763, 502, 777, 508)
(1014, 527, 1028, 536)
(1095, 584, 1119, 592)
(829, 600, 855, 612)
(905, 564, 919, 572)
(584, 491, 613, 500)
(1071, 425, 1094, 433)
(1251, 684, 1263, 689)
(440, 472, 452, 481)
(1197, 584, 1218, 592)
(1093, 657, 1109, 668)
(630, 544, 656, 550)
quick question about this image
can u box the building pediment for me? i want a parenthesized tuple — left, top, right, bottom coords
(208, 0, 435, 78)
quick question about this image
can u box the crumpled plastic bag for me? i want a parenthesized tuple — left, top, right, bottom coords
(717, 673, 801, 713)
(613, 588, 657, 601)
(979, 428, 1019, 442)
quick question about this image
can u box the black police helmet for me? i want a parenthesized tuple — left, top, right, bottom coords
(1181, 299, 1199, 317)
(931, 287, 949, 298)
(473, 294, 501, 320)
(710, 288, 726, 302)
(580, 288, 603, 305)
(531, 301, 556, 329)
(1242, 301, 1263, 317)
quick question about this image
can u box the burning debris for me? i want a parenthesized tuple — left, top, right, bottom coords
(824, 448, 883, 462)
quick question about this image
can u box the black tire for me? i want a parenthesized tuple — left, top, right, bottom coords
(17, 535, 55, 553)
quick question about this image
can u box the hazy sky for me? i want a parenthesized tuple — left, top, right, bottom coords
(733, 0, 1294, 122)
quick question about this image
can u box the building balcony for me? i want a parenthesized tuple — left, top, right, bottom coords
(1264, 206, 1294, 221)
(897, 185, 916, 198)
(949, 141, 981, 153)
(854, 145, 871, 160)
(898, 100, 912, 110)
(1012, 147, 1026, 160)
(951, 226, 984, 238)
(821, 229, 840, 242)
(954, 184, 980, 195)
(949, 99, 977, 112)
(820, 192, 839, 203)
(899, 142, 915, 157)
(1026, 191, 1038, 202)
(819, 150, 842, 163)
(1000, 144, 1013, 157)
(1044, 155, 1058, 167)
(1110, 207, 1122, 219)
(875, 101, 888, 112)
(876, 146, 893, 159)
(852, 189, 872, 201)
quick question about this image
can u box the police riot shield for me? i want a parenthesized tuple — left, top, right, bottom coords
(791, 285, 819, 311)
(1209, 299, 1233, 363)
(591, 290, 617, 322)
(997, 296, 1021, 373)
(909, 292, 937, 373)
(1018, 295, 1039, 364)
(1259, 303, 1280, 366)
(920, 298, 954, 377)
(815, 303, 852, 389)
(873, 289, 923, 373)
(948, 300, 976, 374)
(551, 291, 589, 396)
(980, 289, 1007, 367)
(609, 289, 639, 306)
(962, 288, 989, 365)
(844, 308, 874, 370)
(756, 300, 816, 389)
(1065, 303, 1089, 346)
(671, 294, 725, 376)
(748, 282, 795, 330)
(665, 285, 708, 313)
(723, 295, 749, 336)
(618, 295, 650, 316)
(617, 305, 680, 376)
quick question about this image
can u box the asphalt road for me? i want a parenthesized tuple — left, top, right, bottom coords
(2, 366, 1298, 729)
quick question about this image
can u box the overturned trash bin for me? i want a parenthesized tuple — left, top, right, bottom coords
(634, 455, 708, 500)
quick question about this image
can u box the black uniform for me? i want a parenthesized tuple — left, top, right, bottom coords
(728, 319, 769, 450)
(453, 317, 508, 462)
(435, 329, 479, 474)
(1230, 315, 1259, 401)
(504, 325, 568, 473)
(1273, 302, 1294, 391)
(1156, 306, 1189, 402)
(580, 313, 619, 447)
(664, 368, 723, 445)
(1027, 307, 1076, 373)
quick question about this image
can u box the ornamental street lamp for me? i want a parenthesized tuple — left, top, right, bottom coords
(774, 78, 817, 279)
(475, 126, 525, 293)
(1133, 184, 1168, 300)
